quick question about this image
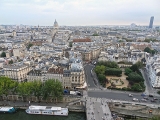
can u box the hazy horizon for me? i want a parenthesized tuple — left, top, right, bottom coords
(0, 0, 160, 26)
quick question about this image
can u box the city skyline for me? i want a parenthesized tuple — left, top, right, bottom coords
(0, 0, 160, 26)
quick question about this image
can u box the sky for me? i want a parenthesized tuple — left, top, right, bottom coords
(0, 0, 160, 26)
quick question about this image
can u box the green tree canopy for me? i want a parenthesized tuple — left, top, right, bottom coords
(97, 61, 119, 68)
(69, 42, 72, 47)
(127, 72, 144, 83)
(131, 83, 143, 92)
(97, 74, 106, 87)
(31, 81, 42, 101)
(27, 43, 33, 49)
(94, 65, 106, 75)
(144, 47, 156, 55)
(0, 76, 16, 97)
(130, 61, 143, 72)
(125, 68, 133, 75)
(1, 52, 6, 57)
(17, 82, 33, 98)
(41, 79, 63, 100)
(105, 68, 122, 76)
(9, 60, 13, 64)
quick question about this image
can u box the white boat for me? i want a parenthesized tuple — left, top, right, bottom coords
(26, 105, 68, 116)
(0, 107, 16, 113)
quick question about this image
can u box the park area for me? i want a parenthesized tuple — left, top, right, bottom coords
(94, 61, 145, 92)
(106, 70, 129, 88)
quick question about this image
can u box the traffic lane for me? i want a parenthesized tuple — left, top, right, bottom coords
(88, 91, 160, 104)
(85, 65, 96, 88)
(141, 69, 153, 92)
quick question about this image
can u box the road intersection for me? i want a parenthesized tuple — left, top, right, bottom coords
(84, 64, 160, 105)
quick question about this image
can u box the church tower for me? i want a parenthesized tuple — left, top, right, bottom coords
(54, 19, 59, 30)
(52, 19, 59, 41)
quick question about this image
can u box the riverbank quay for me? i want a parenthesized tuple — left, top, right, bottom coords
(0, 98, 85, 112)
(0, 100, 68, 109)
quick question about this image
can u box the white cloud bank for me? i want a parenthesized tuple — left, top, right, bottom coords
(0, 0, 159, 25)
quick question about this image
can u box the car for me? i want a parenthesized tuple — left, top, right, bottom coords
(149, 94, 154, 97)
(144, 97, 149, 100)
(151, 99, 156, 102)
(129, 94, 133, 97)
(133, 98, 138, 101)
(154, 98, 158, 100)
(141, 99, 147, 102)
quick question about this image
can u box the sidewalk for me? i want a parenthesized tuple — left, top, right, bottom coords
(0, 100, 68, 108)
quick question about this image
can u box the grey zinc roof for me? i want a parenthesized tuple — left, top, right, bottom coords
(70, 63, 83, 72)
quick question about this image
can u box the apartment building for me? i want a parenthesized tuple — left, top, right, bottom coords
(146, 56, 160, 88)
(3, 64, 31, 82)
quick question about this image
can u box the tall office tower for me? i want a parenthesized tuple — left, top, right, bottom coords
(149, 16, 154, 28)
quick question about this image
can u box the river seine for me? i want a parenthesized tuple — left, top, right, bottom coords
(1, 110, 86, 120)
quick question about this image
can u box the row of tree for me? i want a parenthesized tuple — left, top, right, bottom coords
(105, 68, 122, 77)
(0, 76, 63, 101)
(125, 61, 145, 92)
(95, 61, 122, 76)
(97, 61, 119, 68)
(95, 61, 121, 87)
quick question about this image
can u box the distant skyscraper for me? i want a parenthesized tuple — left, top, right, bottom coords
(149, 16, 154, 28)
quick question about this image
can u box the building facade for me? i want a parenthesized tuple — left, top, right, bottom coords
(3, 64, 31, 82)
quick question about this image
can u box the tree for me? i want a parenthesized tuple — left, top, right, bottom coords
(97, 74, 106, 87)
(1, 52, 6, 57)
(105, 68, 122, 76)
(27, 43, 33, 49)
(128, 72, 144, 83)
(144, 47, 151, 53)
(97, 61, 119, 68)
(0, 76, 16, 99)
(17, 82, 33, 101)
(130, 61, 143, 72)
(125, 68, 133, 75)
(9, 60, 13, 64)
(94, 65, 106, 75)
(144, 47, 156, 55)
(31, 81, 42, 102)
(41, 79, 63, 102)
(69, 42, 72, 47)
(131, 83, 143, 92)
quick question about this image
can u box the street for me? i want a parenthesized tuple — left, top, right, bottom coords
(141, 68, 158, 96)
(88, 90, 160, 104)
(84, 64, 96, 88)
(84, 63, 160, 104)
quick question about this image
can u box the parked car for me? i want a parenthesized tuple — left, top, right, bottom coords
(129, 94, 133, 97)
(149, 94, 154, 97)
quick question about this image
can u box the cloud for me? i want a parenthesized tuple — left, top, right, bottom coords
(0, 0, 160, 25)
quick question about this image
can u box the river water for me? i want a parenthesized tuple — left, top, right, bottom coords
(1, 110, 86, 120)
